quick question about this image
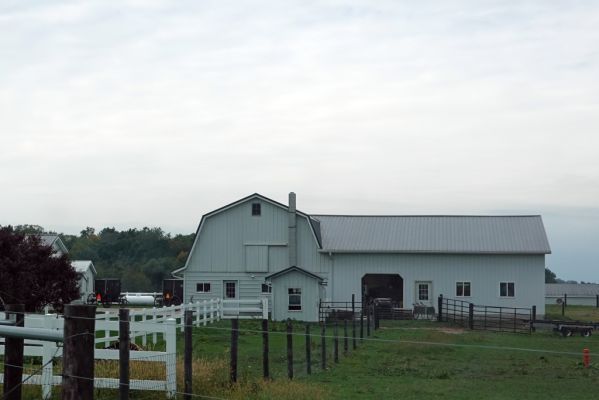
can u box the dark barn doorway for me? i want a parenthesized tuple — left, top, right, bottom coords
(362, 274, 404, 307)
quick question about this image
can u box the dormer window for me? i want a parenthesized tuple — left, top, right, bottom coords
(252, 203, 261, 216)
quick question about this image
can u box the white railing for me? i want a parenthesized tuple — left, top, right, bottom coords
(0, 312, 178, 399)
(0, 298, 268, 398)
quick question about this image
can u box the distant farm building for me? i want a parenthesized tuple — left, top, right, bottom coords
(546, 283, 599, 306)
(179, 193, 551, 322)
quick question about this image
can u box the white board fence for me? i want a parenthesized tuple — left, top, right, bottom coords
(0, 297, 268, 398)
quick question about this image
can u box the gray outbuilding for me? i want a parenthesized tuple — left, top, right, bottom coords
(546, 283, 599, 306)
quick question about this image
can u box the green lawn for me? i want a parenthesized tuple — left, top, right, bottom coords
(4, 318, 599, 399)
(545, 304, 599, 322)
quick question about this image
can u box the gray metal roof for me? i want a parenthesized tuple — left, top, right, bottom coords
(312, 215, 551, 254)
(266, 266, 323, 281)
(546, 283, 599, 296)
(71, 260, 97, 275)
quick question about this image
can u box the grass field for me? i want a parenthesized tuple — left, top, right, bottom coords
(545, 304, 599, 321)
(3, 317, 599, 399)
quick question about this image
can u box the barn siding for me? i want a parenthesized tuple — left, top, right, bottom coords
(183, 271, 273, 308)
(329, 253, 546, 316)
(188, 200, 289, 273)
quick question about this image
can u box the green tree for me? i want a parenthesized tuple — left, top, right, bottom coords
(545, 268, 557, 283)
(0, 227, 79, 311)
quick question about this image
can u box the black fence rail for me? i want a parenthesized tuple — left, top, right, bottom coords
(438, 295, 533, 334)
(319, 298, 417, 324)
(319, 300, 363, 322)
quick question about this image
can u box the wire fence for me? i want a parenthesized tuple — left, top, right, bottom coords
(2, 302, 597, 399)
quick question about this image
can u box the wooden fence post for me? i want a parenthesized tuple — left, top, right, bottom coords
(596, 294, 599, 308)
(360, 309, 364, 342)
(374, 304, 380, 330)
(184, 310, 193, 400)
(562, 300, 565, 316)
(468, 303, 474, 330)
(62, 303, 96, 400)
(564, 293, 567, 307)
(344, 320, 349, 355)
(119, 308, 130, 400)
(351, 295, 357, 349)
(286, 319, 293, 380)
(305, 324, 312, 375)
(366, 305, 371, 336)
(333, 321, 339, 363)
(438, 295, 443, 322)
(532, 305, 537, 323)
(3, 304, 24, 400)
(230, 319, 238, 383)
(321, 323, 326, 369)
(262, 319, 269, 379)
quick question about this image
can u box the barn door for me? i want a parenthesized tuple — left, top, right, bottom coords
(415, 281, 433, 307)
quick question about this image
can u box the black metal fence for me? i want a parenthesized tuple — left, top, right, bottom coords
(438, 295, 533, 334)
(319, 298, 417, 324)
(319, 300, 364, 322)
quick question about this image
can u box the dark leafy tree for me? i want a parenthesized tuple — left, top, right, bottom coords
(545, 268, 557, 283)
(0, 227, 80, 312)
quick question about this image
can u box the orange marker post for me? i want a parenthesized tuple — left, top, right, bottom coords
(583, 348, 590, 368)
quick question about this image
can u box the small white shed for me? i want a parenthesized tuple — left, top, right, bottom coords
(72, 260, 97, 302)
(266, 267, 325, 322)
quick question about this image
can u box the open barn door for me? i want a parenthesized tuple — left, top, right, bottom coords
(361, 274, 404, 307)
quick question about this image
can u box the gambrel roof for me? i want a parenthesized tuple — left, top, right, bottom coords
(313, 215, 551, 254)
(179, 193, 551, 275)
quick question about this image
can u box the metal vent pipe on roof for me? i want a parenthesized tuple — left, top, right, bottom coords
(288, 192, 297, 267)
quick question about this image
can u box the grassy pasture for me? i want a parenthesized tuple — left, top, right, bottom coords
(545, 304, 599, 322)
(3, 317, 599, 399)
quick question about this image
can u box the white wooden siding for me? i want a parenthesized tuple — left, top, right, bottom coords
(245, 245, 268, 272)
(329, 254, 546, 316)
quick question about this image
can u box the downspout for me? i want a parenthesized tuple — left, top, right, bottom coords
(288, 192, 297, 267)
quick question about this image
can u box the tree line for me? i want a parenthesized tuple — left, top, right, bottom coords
(11, 224, 195, 292)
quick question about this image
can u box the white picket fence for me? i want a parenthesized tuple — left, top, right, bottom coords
(0, 297, 268, 398)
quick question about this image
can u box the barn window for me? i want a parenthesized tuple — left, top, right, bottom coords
(456, 282, 471, 297)
(418, 284, 429, 301)
(261, 283, 272, 294)
(288, 288, 302, 311)
(252, 203, 261, 216)
(500, 282, 515, 297)
(196, 283, 211, 293)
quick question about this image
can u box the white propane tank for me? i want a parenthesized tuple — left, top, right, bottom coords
(124, 293, 156, 306)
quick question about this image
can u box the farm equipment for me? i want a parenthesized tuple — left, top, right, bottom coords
(158, 279, 184, 307)
(555, 323, 593, 337)
(88, 279, 125, 307)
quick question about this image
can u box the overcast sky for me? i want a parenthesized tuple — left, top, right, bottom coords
(1, 1, 598, 281)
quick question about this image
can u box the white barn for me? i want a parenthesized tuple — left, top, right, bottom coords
(180, 193, 551, 321)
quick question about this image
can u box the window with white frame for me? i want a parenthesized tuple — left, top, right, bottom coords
(456, 281, 471, 297)
(196, 282, 211, 293)
(418, 284, 429, 301)
(288, 288, 302, 311)
(499, 282, 515, 297)
(261, 283, 272, 294)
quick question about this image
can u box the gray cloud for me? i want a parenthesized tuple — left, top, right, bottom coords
(1, 0, 598, 280)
